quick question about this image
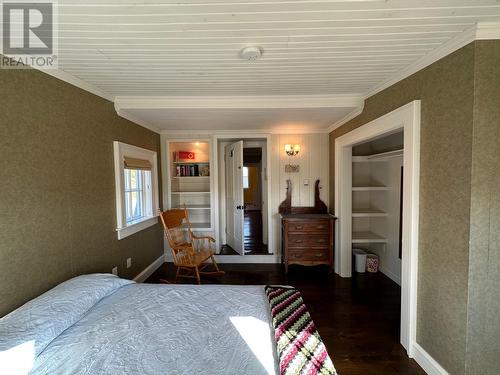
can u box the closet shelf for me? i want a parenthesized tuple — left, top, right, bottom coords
(352, 149, 403, 162)
(352, 209, 388, 217)
(173, 161, 209, 165)
(352, 186, 388, 191)
(352, 231, 387, 243)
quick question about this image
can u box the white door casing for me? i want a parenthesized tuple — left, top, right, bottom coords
(334, 100, 420, 357)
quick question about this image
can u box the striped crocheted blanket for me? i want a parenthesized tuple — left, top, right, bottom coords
(265, 286, 337, 375)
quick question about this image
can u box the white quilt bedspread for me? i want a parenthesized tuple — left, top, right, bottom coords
(31, 284, 278, 375)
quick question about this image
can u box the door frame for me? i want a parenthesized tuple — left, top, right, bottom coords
(334, 101, 421, 356)
(214, 134, 272, 255)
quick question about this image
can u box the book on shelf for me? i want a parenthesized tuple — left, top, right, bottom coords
(175, 164, 200, 177)
(174, 164, 210, 177)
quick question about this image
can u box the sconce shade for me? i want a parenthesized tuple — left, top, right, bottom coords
(285, 144, 301, 156)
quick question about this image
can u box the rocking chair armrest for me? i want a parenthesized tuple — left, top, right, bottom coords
(191, 234, 216, 242)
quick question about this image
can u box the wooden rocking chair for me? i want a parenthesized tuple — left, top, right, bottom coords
(158, 207, 224, 284)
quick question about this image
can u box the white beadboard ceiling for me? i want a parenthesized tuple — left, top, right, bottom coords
(53, 0, 500, 132)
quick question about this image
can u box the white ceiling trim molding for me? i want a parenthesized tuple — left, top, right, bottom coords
(158, 127, 328, 135)
(365, 22, 500, 99)
(475, 22, 500, 40)
(115, 108, 161, 134)
(326, 103, 365, 133)
(114, 94, 364, 110)
(38, 68, 114, 102)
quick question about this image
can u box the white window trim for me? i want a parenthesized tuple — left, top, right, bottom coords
(113, 141, 159, 240)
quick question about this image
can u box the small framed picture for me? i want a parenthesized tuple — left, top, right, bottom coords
(199, 166, 210, 177)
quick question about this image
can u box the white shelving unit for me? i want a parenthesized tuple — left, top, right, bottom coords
(166, 140, 213, 231)
(351, 146, 403, 284)
(352, 154, 389, 244)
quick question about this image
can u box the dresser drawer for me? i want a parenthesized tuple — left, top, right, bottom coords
(288, 248, 330, 262)
(287, 220, 330, 233)
(288, 234, 330, 247)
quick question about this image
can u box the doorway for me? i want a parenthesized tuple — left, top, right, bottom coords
(216, 137, 270, 256)
(242, 148, 268, 254)
(334, 101, 420, 357)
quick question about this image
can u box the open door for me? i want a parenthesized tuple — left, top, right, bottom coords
(225, 141, 245, 255)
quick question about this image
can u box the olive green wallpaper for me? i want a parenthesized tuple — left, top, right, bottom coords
(0, 67, 163, 317)
(329, 44, 476, 374)
(466, 41, 500, 374)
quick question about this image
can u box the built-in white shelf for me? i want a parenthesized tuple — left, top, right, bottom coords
(173, 205, 211, 210)
(352, 231, 388, 243)
(181, 222, 211, 231)
(353, 149, 404, 162)
(352, 186, 389, 191)
(171, 191, 210, 195)
(352, 209, 388, 217)
(172, 176, 209, 179)
(167, 140, 213, 232)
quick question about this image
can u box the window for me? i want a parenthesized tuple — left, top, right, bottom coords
(243, 166, 249, 189)
(124, 168, 152, 225)
(114, 142, 159, 240)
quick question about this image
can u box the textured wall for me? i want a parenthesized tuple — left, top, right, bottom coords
(466, 41, 500, 375)
(0, 68, 163, 317)
(329, 44, 476, 374)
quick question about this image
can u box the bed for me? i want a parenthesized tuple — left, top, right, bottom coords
(0, 274, 335, 375)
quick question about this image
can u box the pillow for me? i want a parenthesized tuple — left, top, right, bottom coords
(0, 274, 134, 360)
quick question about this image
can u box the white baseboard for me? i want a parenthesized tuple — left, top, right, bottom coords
(214, 254, 280, 264)
(133, 254, 166, 282)
(164, 252, 281, 264)
(378, 265, 401, 286)
(412, 343, 449, 375)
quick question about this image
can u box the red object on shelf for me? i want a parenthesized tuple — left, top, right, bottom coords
(178, 151, 195, 160)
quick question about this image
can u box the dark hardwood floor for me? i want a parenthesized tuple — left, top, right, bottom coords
(244, 210, 268, 254)
(146, 263, 425, 375)
(220, 210, 269, 255)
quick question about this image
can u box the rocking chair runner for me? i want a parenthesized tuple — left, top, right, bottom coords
(158, 207, 224, 284)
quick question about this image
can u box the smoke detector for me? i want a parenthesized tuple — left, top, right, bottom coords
(239, 46, 263, 61)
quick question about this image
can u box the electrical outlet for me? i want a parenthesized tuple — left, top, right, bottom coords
(127, 258, 132, 268)
(112, 267, 118, 276)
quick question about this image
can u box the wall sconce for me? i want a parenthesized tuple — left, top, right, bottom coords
(284, 144, 301, 156)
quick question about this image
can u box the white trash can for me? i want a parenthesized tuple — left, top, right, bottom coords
(353, 249, 367, 273)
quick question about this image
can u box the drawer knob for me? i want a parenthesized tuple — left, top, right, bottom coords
(295, 239, 303, 243)
(317, 239, 325, 243)
(317, 225, 325, 229)
(295, 225, 303, 230)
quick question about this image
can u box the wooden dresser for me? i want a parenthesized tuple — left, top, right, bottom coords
(281, 213, 335, 273)
(279, 180, 336, 273)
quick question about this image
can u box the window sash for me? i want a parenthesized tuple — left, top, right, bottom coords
(124, 169, 152, 224)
